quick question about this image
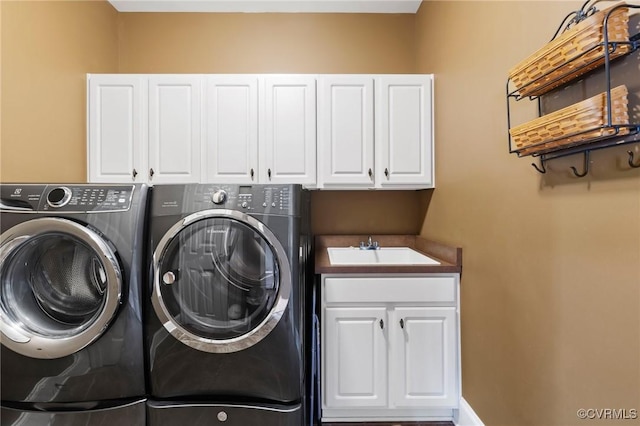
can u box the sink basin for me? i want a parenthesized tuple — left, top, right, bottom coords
(327, 247, 441, 266)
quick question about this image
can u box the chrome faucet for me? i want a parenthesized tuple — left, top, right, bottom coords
(359, 235, 379, 250)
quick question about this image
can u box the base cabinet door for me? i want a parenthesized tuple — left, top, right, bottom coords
(323, 307, 388, 409)
(390, 307, 458, 408)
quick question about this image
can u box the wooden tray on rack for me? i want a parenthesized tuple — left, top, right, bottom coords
(509, 85, 630, 155)
(509, 3, 630, 98)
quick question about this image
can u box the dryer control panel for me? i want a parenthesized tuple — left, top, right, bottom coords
(190, 185, 296, 214)
(152, 184, 301, 217)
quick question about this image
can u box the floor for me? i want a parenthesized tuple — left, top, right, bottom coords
(322, 422, 454, 426)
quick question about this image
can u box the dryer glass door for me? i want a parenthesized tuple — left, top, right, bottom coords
(0, 218, 122, 359)
(153, 210, 291, 353)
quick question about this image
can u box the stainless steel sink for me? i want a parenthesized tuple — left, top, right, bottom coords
(327, 247, 441, 266)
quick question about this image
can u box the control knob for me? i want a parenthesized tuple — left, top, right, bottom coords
(211, 189, 227, 205)
(46, 187, 72, 208)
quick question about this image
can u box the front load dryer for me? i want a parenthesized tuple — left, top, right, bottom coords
(146, 184, 311, 426)
(0, 184, 148, 425)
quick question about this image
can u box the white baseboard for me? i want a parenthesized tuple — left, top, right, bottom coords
(455, 397, 484, 426)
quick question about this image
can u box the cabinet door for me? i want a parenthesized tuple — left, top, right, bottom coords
(324, 307, 387, 409)
(376, 75, 434, 188)
(390, 307, 457, 408)
(87, 75, 146, 183)
(204, 75, 259, 184)
(317, 76, 374, 188)
(148, 75, 202, 183)
(260, 76, 316, 185)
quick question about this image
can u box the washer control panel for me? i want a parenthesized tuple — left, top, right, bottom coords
(42, 185, 134, 212)
(1, 185, 136, 213)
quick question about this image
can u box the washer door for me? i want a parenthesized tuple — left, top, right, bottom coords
(0, 218, 122, 359)
(152, 210, 291, 353)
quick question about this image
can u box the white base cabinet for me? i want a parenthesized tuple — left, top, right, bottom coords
(321, 274, 460, 422)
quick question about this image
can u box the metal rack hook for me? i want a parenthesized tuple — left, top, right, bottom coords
(551, 0, 600, 40)
(531, 158, 547, 174)
(570, 151, 591, 177)
(628, 151, 640, 168)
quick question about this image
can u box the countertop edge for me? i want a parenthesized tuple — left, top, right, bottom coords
(314, 234, 462, 275)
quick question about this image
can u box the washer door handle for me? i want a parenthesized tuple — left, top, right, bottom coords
(1, 323, 30, 343)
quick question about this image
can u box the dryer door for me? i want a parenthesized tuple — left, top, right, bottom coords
(152, 210, 291, 353)
(0, 218, 123, 359)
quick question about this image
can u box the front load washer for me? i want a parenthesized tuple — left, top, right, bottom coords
(146, 184, 311, 426)
(0, 184, 148, 425)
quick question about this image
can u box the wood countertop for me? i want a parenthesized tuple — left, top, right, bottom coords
(314, 235, 462, 275)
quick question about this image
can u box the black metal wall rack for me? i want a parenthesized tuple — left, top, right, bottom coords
(506, 1, 640, 177)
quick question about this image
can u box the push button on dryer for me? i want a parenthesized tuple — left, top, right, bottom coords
(162, 271, 176, 285)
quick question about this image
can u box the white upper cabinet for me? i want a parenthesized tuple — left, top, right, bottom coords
(318, 76, 375, 188)
(260, 75, 317, 186)
(87, 74, 433, 188)
(376, 75, 434, 188)
(148, 75, 202, 184)
(87, 75, 146, 183)
(204, 75, 259, 184)
(87, 74, 202, 184)
(317, 74, 434, 189)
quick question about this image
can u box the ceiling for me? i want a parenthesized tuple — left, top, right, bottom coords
(107, 0, 423, 13)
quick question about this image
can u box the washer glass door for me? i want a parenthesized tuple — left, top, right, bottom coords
(0, 218, 122, 359)
(153, 210, 291, 353)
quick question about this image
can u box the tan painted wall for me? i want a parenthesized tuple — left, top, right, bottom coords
(416, 1, 640, 425)
(0, 0, 119, 183)
(116, 11, 422, 235)
(117, 13, 416, 74)
(1, 6, 421, 234)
